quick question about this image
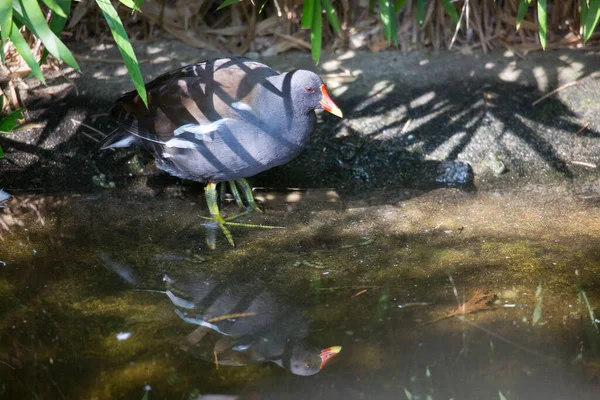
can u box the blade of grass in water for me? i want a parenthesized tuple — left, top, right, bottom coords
(532, 281, 543, 326)
(96, 0, 147, 107)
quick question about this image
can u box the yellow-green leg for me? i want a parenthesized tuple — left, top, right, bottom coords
(201, 181, 284, 249)
(234, 178, 262, 214)
(204, 182, 235, 247)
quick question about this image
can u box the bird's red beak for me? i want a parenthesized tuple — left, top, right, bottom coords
(319, 345, 342, 369)
(320, 84, 343, 118)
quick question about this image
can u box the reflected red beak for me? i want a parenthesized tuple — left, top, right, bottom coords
(319, 84, 343, 118)
(319, 345, 342, 369)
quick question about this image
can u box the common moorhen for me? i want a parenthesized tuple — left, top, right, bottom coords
(101, 57, 343, 247)
(100, 253, 342, 375)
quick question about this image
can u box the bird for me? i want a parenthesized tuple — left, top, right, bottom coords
(163, 273, 342, 376)
(100, 57, 343, 248)
(99, 253, 342, 376)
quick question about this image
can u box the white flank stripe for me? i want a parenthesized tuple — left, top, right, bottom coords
(173, 119, 231, 137)
(231, 102, 253, 112)
(164, 138, 198, 149)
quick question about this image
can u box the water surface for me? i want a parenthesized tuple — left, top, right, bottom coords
(1, 185, 600, 399)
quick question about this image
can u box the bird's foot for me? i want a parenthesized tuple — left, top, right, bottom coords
(200, 214, 284, 249)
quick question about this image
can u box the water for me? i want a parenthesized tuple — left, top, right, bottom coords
(1, 185, 600, 399)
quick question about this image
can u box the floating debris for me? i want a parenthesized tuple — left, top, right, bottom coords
(116, 332, 131, 341)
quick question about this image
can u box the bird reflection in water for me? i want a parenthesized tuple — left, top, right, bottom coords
(100, 254, 341, 376)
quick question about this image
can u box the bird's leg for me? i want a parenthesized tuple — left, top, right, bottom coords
(204, 182, 235, 247)
(221, 179, 262, 222)
(235, 178, 262, 214)
(228, 180, 246, 210)
(201, 182, 284, 249)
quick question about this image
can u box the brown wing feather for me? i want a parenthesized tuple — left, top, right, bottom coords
(110, 58, 278, 141)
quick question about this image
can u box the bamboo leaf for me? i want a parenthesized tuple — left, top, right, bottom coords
(217, 0, 241, 10)
(8, 21, 45, 82)
(416, 0, 426, 25)
(441, 0, 459, 24)
(119, 0, 144, 11)
(41, 0, 68, 18)
(581, 0, 590, 33)
(394, 0, 407, 13)
(0, 108, 24, 132)
(311, 0, 322, 63)
(40, 0, 71, 65)
(537, 0, 547, 49)
(584, 0, 600, 43)
(301, 0, 314, 29)
(516, 0, 531, 31)
(259, 0, 268, 13)
(321, 0, 340, 33)
(0, 0, 12, 49)
(96, 0, 147, 107)
(20, 0, 80, 70)
(379, 0, 397, 45)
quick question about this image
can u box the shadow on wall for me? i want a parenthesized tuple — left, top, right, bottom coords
(0, 47, 598, 198)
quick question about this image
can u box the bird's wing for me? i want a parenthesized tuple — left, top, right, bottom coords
(109, 58, 278, 143)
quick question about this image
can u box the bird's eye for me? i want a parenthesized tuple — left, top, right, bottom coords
(305, 86, 314, 93)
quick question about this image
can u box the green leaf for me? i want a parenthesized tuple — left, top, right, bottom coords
(20, 0, 80, 70)
(301, 0, 314, 29)
(369, 0, 376, 14)
(581, 0, 590, 32)
(8, 21, 45, 82)
(0, 145, 4, 158)
(40, 0, 71, 65)
(259, 0, 268, 13)
(321, 0, 340, 33)
(217, 0, 241, 10)
(119, 0, 145, 11)
(416, 0, 426, 25)
(537, 0, 547, 49)
(0, 108, 24, 132)
(0, 0, 12, 51)
(441, 0, 459, 24)
(41, 0, 67, 18)
(394, 0, 407, 13)
(311, 0, 322, 63)
(499, 391, 508, 400)
(379, 0, 397, 45)
(584, 0, 600, 43)
(516, 0, 530, 31)
(96, 0, 147, 107)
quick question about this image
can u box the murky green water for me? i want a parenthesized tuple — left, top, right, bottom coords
(1, 185, 600, 399)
